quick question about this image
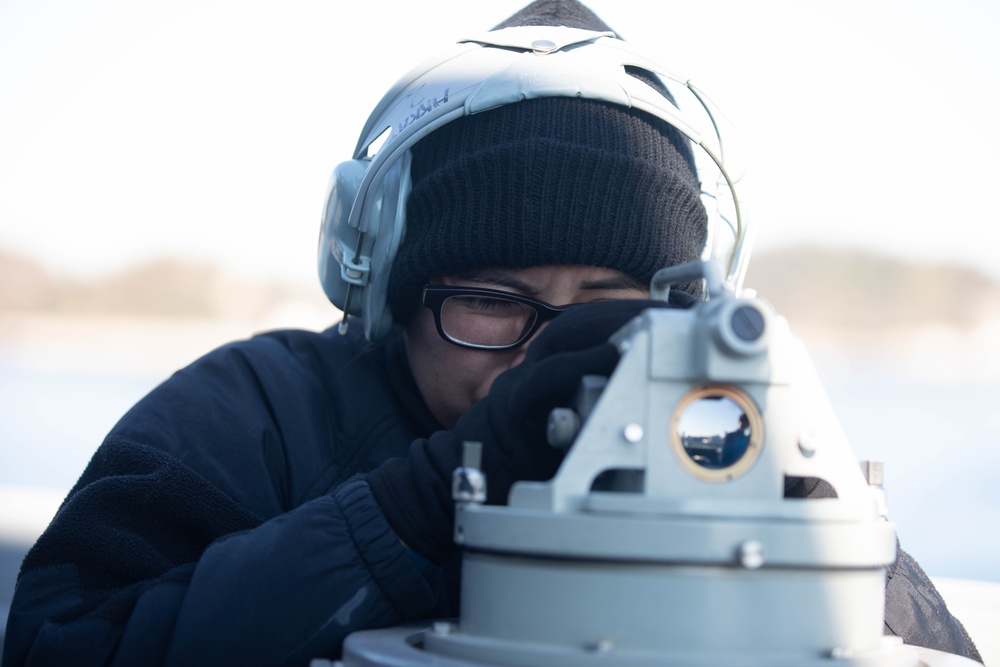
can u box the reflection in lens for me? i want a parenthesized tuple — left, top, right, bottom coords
(677, 395, 752, 469)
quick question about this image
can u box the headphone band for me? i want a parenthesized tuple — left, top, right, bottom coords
(318, 25, 747, 339)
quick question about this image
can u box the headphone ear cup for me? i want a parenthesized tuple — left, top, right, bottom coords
(318, 159, 369, 316)
(361, 152, 412, 340)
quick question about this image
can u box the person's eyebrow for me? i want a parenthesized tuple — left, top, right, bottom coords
(452, 269, 539, 295)
(581, 275, 647, 292)
(451, 269, 647, 295)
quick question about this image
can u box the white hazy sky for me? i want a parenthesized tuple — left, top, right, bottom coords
(1, 0, 998, 288)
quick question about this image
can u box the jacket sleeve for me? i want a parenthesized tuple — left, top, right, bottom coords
(790, 477, 982, 661)
(3, 334, 445, 667)
(884, 545, 983, 663)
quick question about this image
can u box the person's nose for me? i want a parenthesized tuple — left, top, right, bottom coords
(508, 320, 553, 368)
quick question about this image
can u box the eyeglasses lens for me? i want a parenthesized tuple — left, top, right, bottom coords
(439, 295, 539, 348)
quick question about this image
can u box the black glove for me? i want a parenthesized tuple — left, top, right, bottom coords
(366, 297, 688, 562)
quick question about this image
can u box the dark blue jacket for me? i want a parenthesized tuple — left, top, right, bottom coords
(5, 324, 457, 666)
(2, 324, 981, 665)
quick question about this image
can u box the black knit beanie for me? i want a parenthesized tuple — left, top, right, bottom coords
(387, 0, 708, 321)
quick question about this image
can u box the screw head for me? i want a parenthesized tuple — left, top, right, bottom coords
(623, 423, 644, 443)
(798, 432, 817, 458)
(737, 540, 765, 569)
(531, 39, 557, 53)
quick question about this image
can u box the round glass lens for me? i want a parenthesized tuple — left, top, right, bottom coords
(676, 395, 752, 469)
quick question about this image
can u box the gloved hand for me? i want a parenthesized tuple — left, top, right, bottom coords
(365, 297, 687, 562)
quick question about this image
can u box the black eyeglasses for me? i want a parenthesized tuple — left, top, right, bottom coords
(422, 284, 572, 350)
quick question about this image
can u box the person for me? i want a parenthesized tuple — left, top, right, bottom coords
(2, 1, 982, 665)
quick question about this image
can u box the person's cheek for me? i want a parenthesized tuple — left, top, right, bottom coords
(473, 352, 521, 402)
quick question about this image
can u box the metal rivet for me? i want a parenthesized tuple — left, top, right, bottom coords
(623, 423, 643, 443)
(798, 432, 817, 458)
(737, 540, 765, 569)
(531, 39, 557, 54)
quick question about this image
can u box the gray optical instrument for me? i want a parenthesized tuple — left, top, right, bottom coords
(332, 260, 977, 667)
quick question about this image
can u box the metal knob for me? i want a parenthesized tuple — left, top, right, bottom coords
(452, 441, 486, 504)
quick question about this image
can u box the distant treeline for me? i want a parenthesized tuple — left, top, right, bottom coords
(2, 247, 998, 329)
(745, 246, 1000, 330)
(0, 250, 324, 319)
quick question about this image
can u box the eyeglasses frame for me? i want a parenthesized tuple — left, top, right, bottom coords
(421, 284, 572, 350)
